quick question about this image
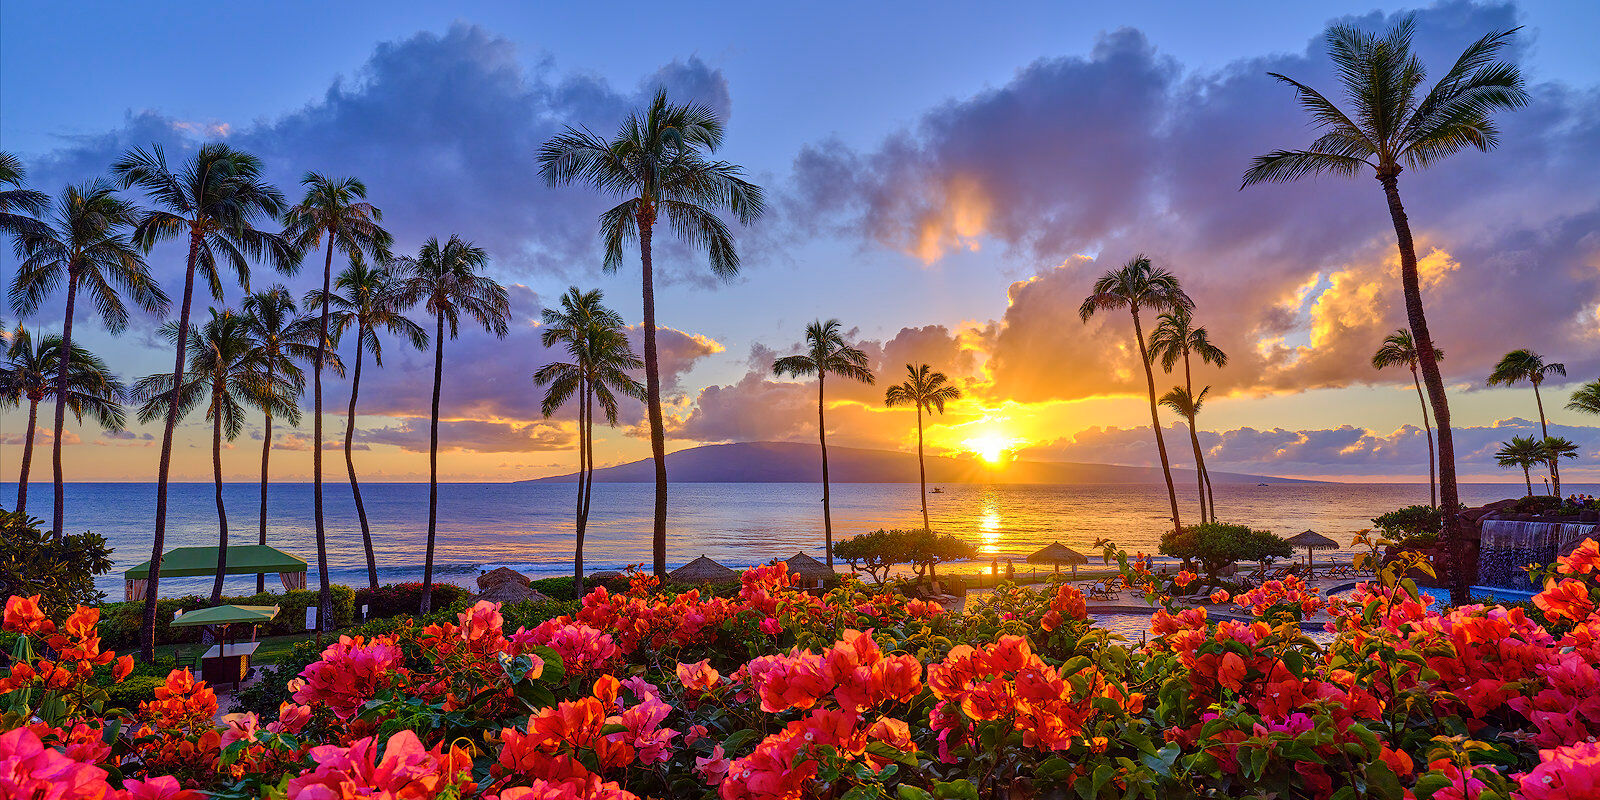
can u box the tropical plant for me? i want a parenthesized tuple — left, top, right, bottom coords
(8, 179, 167, 539)
(1495, 435, 1547, 498)
(114, 142, 295, 661)
(832, 529, 908, 586)
(1243, 19, 1528, 604)
(1157, 385, 1213, 521)
(533, 287, 644, 595)
(1159, 522, 1292, 587)
(282, 173, 392, 619)
(0, 151, 47, 239)
(0, 509, 113, 618)
(772, 319, 875, 569)
(1569, 381, 1600, 417)
(883, 363, 962, 531)
(538, 88, 765, 577)
(0, 328, 128, 513)
(1079, 255, 1192, 536)
(239, 286, 322, 592)
(133, 309, 298, 604)
(1148, 307, 1227, 522)
(1373, 329, 1443, 507)
(396, 235, 509, 613)
(1541, 436, 1579, 498)
(314, 261, 426, 589)
(1488, 348, 1567, 438)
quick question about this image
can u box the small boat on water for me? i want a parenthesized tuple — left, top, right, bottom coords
(930, 487, 945, 494)
(1257, 483, 1270, 487)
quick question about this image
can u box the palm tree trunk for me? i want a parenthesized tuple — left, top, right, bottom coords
(574, 377, 588, 590)
(312, 239, 334, 632)
(257, 381, 272, 595)
(818, 372, 834, 568)
(1132, 307, 1182, 536)
(637, 214, 668, 579)
(1380, 174, 1463, 605)
(1522, 465, 1532, 497)
(142, 228, 202, 662)
(1202, 456, 1218, 524)
(211, 392, 228, 604)
(346, 329, 378, 589)
(420, 312, 444, 615)
(1185, 413, 1208, 523)
(916, 404, 929, 531)
(577, 386, 597, 597)
(1549, 454, 1562, 497)
(1532, 380, 1549, 439)
(17, 398, 39, 513)
(1410, 366, 1437, 507)
(49, 275, 79, 540)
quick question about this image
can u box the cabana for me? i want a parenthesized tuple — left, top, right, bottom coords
(1027, 542, 1089, 579)
(170, 603, 279, 688)
(781, 552, 834, 588)
(124, 545, 307, 601)
(1284, 530, 1340, 579)
(668, 555, 738, 585)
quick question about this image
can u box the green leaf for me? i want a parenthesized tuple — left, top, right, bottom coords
(932, 779, 979, 800)
(721, 728, 761, 755)
(897, 787, 934, 800)
(865, 741, 919, 768)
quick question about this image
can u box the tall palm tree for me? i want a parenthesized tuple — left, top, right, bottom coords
(240, 286, 322, 592)
(114, 143, 295, 661)
(8, 180, 167, 539)
(0, 152, 48, 239)
(1569, 381, 1600, 417)
(1, 328, 127, 513)
(134, 310, 298, 604)
(1487, 349, 1566, 439)
(397, 236, 509, 613)
(1495, 436, 1545, 498)
(314, 262, 426, 589)
(1079, 255, 1192, 536)
(1243, 19, 1527, 605)
(538, 89, 765, 578)
(1372, 329, 1443, 507)
(533, 288, 644, 594)
(1148, 307, 1228, 522)
(1541, 436, 1579, 498)
(1158, 385, 1212, 521)
(281, 174, 391, 624)
(772, 320, 875, 568)
(884, 363, 962, 532)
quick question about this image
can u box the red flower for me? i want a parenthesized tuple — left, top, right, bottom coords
(1536, 578, 1596, 623)
(3, 595, 52, 636)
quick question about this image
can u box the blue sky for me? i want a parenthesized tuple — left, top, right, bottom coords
(2, 0, 1598, 482)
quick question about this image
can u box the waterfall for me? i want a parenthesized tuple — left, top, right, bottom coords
(1477, 518, 1599, 591)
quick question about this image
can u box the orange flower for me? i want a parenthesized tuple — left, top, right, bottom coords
(1174, 571, 1197, 589)
(1558, 538, 1600, 576)
(2, 595, 51, 636)
(676, 659, 721, 695)
(1537, 578, 1597, 623)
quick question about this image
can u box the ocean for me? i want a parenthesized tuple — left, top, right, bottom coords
(4, 480, 1591, 599)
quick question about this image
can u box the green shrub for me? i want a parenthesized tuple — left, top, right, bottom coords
(1161, 522, 1292, 586)
(0, 509, 114, 618)
(353, 582, 471, 620)
(97, 586, 356, 651)
(1372, 505, 1443, 536)
(528, 576, 576, 600)
(106, 675, 164, 711)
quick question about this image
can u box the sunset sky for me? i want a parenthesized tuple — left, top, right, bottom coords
(2, 0, 1597, 483)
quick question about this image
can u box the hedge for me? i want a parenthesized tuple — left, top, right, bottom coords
(352, 582, 472, 620)
(97, 586, 356, 651)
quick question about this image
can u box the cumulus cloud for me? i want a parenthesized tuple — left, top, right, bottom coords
(358, 418, 575, 453)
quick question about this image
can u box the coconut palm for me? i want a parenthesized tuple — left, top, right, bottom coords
(239, 287, 323, 592)
(1, 328, 127, 513)
(1569, 381, 1600, 417)
(1148, 307, 1228, 522)
(0, 152, 48, 239)
(538, 89, 765, 578)
(1487, 349, 1566, 439)
(533, 288, 644, 594)
(134, 310, 298, 604)
(1243, 19, 1527, 604)
(1372, 329, 1443, 507)
(114, 142, 295, 661)
(313, 262, 426, 589)
(281, 173, 391, 622)
(1494, 436, 1545, 498)
(1542, 436, 1579, 498)
(1079, 255, 1192, 536)
(884, 363, 962, 532)
(397, 236, 509, 613)
(8, 180, 167, 539)
(1158, 385, 1212, 521)
(773, 319, 875, 568)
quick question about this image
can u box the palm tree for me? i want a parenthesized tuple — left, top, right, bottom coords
(134, 310, 297, 604)
(240, 287, 322, 592)
(1148, 307, 1228, 522)
(1079, 255, 1192, 536)
(533, 288, 644, 594)
(1495, 436, 1545, 497)
(1372, 329, 1443, 507)
(8, 180, 167, 539)
(1569, 381, 1600, 417)
(1243, 20, 1527, 604)
(281, 174, 391, 623)
(397, 236, 509, 613)
(114, 143, 295, 661)
(538, 89, 765, 578)
(0, 152, 48, 239)
(1487, 349, 1566, 439)
(1541, 436, 1579, 498)
(314, 262, 426, 589)
(1, 328, 127, 513)
(1158, 385, 1212, 521)
(884, 364, 962, 532)
(772, 320, 875, 568)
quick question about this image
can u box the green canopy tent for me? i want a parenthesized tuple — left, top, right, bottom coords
(124, 545, 307, 601)
(171, 604, 280, 688)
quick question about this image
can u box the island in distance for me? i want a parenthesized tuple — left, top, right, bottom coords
(521, 441, 1319, 485)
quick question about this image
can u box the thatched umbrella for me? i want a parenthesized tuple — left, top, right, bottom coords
(1027, 542, 1089, 579)
(782, 552, 834, 587)
(669, 555, 738, 585)
(1284, 530, 1340, 577)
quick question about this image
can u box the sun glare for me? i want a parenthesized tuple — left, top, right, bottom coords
(967, 434, 1012, 465)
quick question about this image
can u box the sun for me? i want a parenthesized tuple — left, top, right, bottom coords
(966, 434, 1011, 465)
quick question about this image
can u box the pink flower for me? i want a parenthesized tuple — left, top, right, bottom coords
(613, 695, 677, 765)
(286, 730, 471, 800)
(696, 745, 730, 786)
(0, 727, 112, 800)
(121, 776, 207, 800)
(684, 725, 709, 747)
(1518, 741, 1600, 800)
(292, 635, 405, 720)
(759, 617, 782, 635)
